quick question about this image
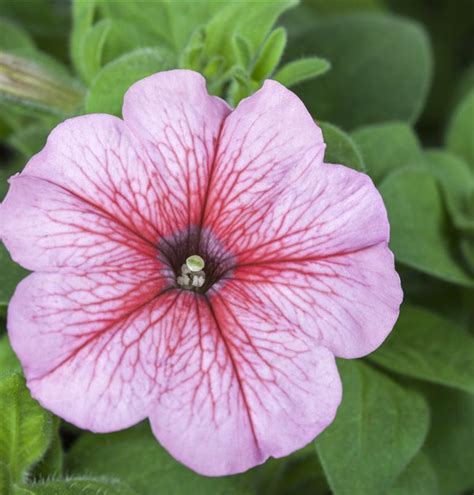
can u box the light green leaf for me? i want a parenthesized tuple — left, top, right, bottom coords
(380, 168, 474, 287)
(446, 88, 474, 169)
(67, 423, 255, 495)
(251, 27, 287, 81)
(16, 478, 137, 495)
(386, 452, 438, 495)
(370, 305, 474, 393)
(286, 13, 432, 129)
(0, 336, 21, 374)
(0, 18, 35, 53)
(424, 386, 474, 495)
(273, 57, 330, 88)
(316, 360, 430, 495)
(204, 0, 297, 65)
(85, 48, 173, 116)
(320, 121, 365, 171)
(0, 373, 53, 482)
(352, 122, 424, 184)
(70, 0, 96, 76)
(0, 244, 28, 317)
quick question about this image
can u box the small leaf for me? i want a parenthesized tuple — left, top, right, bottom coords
(316, 360, 430, 495)
(0, 373, 53, 482)
(0, 336, 21, 373)
(0, 244, 28, 317)
(352, 122, 424, 184)
(320, 121, 365, 172)
(370, 305, 474, 393)
(273, 57, 330, 88)
(67, 423, 256, 495)
(380, 168, 474, 287)
(16, 478, 137, 495)
(251, 27, 287, 81)
(70, 0, 96, 76)
(446, 88, 474, 170)
(232, 34, 252, 69)
(85, 48, 173, 116)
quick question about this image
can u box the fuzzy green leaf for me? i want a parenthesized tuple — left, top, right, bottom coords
(273, 57, 330, 88)
(251, 27, 287, 81)
(352, 122, 424, 183)
(285, 13, 432, 129)
(370, 305, 474, 393)
(446, 88, 474, 170)
(316, 360, 430, 495)
(320, 121, 365, 171)
(16, 478, 137, 495)
(0, 373, 53, 483)
(380, 168, 474, 287)
(86, 48, 173, 116)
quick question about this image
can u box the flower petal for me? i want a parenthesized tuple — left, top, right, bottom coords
(0, 114, 173, 272)
(203, 79, 325, 249)
(148, 292, 341, 476)
(8, 268, 171, 431)
(220, 164, 402, 358)
(122, 69, 231, 229)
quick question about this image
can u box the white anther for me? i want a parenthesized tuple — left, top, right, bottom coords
(181, 264, 191, 275)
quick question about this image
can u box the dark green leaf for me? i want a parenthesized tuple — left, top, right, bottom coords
(286, 13, 432, 129)
(380, 168, 474, 287)
(446, 88, 474, 170)
(316, 360, 429, 495)
(370, 305, 474, 393)
(85, 48, 173, 116)
(273, 57, 330, 88)
(0, 373, 53, 482)
(352, 122, 424, 184)
(0, 18, 35, 52)
(320, 121, 365, 171)
(0, 244, 28, 317)
(67, 423, 255, 495)
(424, 386, 474, 495)
(386, 452, 438, 495)
(7, 124, 49, 157)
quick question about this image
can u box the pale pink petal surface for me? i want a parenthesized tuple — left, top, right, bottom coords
(0, 70, 402, 476)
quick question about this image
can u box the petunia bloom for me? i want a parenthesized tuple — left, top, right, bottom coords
(0, 70, 402, 476)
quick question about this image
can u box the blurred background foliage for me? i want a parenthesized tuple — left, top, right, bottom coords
(0, 1, 473, 494)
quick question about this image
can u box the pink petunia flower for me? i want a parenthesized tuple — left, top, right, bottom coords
(0, 70, 402, 476)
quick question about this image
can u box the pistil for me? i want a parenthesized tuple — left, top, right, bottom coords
(177, 255, 206, 290)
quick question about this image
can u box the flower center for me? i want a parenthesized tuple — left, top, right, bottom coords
(177, 255, 206, 290)
(157, 226, 234, 294)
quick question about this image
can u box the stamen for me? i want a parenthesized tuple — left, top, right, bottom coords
(178, 255, 206, 290)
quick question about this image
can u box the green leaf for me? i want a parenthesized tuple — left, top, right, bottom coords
(204, 0, 297, 66)
(7, 124, 49, 157)
(67, 423, 255, 495)
(0, 461, 12, 495)
(251, 27, 287, 81)
(76, 19, 112, 84)
(16, 478, 137, 495)
(424, 149, 474, 232)
(446, 88, 474, 169)
(386, 452, 438, 495)
(0, 336, 21, 374)
(0, 18, 35, 52)
(379, 168, 474, 287)
(285, 13, 432, 129)
(31, 418, 63, 480)
(370, 305, 474, 393)
(352, 122, 424, 184)
(316, 360, 430, 495)
(85, 48, 173, 116)
(0, 244, 28, 317)
(70, 0, 96, 77)
(0, 373, 53, 482)
(424, 386, 474, 495)
(320, 121, 365, 171)
(273, 57, 330, 88)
